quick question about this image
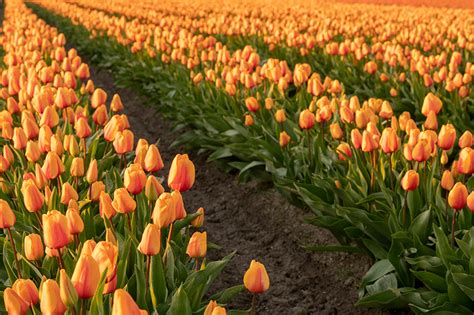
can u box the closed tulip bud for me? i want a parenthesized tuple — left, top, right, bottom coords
(245, 97, 260, 112)
(380, 128, 399, 154)
(0, 199, 15, 228)
(112, 188, 136, 214)
(243, 260, 270, 294)
(340, 106, 354, 123)
(274, 109, 286, 123)
(124, 163, 147, 195)
(0, 154, 9, 173)
(25, 141, 41, 162)
(81, 240, 97, 256)
(43, 210, 69, 249)
(74, 117, 91, 139)
(70, 157, 84, 177)
(330, 123, 343, 140)
(110, 94, 124, 112)
(355, 110, 368, 129)
(351, 129, 362, 149)
(89, 181, 105, 202)
(59, 269, 78, 308)
(71, 253, 100, 299)
(144, 144, 164, 172)
(412, 139, 431, 162)
(459, 131, 473, 149)
(4, 288, 29, 315)
(467, 192, 474, 212)
(401, 170, 419, 191)
(204, 300, 219, 315)
(67, 136, 80, 157)
(361, 131, 378, 152)
(441, 170, 454, 191)
(244, 114, 253, 126)
(279, 131, 290, 147)
(51, 134, 64, 156)
(403, 144, 413, 161)
(152, 192, 176, 228)
(336, 142, 352, 160)
(264, 98, 273, 110)
(35, 163, 48, 189)
(66, 208, 84, 235)
(168, 154, 195, 192)
(91, 241, 118, 282)
(440, 150, 449, 165)
(86, 159, 98, 184)
(24, 233, 44, 261)
(2, 122, 13, 140)
(438, 124, 456, 151)
(99, 191, 116, 219)
(40, 280, 66, 315)
(113, 129, 134, 154)
(138, 223, 161, 256)
(424, 111, 438, 130)
(448, 183, 468, 210)
(191, 207, 205, 228)
(172, 190, 187, 220)
(298, 109, 315, 130)
(22, 179, 44, 212)
(13, 127, 27, 150)
(13, 279, 39, 306)
(42, 151, 65, 180)
(92, 105, 108, 126)
(145, 176, 164, 201)
(91, 88, 107, 109)
(457, 148, 473, 175)
(421, 93, 442, 116)
(111, 289, 146, 315)
(186, 231, 207, 258)
(379, 101, 393, 119)
(61, 182, 78, 205)
(40, 106, 59, 128)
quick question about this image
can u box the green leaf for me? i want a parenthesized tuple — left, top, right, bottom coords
(150, 254, 167, 308)
(166, 286, 192, 315)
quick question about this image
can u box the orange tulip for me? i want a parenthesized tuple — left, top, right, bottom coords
(111, 289, 147, 315)
(110, 94, 124, 112)
(71, 254, 100, 299)
(59, 269, 78, 308)
(274, 109, 286, 123)
(91, 88, 107, 108)
(74, 117, 92, 139)
(152, 192, 176, 228)
(138, 223, 161, 256)
(144, 144, 164, 172)
(24, 233, 44, 261)
(0, 199, 15, 228)
(124, 163, 147, 195)
(22, 179, 44, 212)
(245, 97, 260, 112)
(299, 109, 315, 129)
(380, 128, 399, 154)
(243, 260, 270, 294)
(361, 131, 378, 152)
(42, 151, 65, 180)
(244, 114, 254, 126)
(113, 129, 134, 154)
(99, 191, 116, 219)
(186, 231, 207, 258)
(43, 210, 69, 249)
(70, 157, 84, 177)
(91, 241, 118, 282)
(421, 93, 442, 116)
(66, 208, 84, 235)
(401, 170, 419, 191)
(424, 111, 438, 130)
(438, 124, 456, 151)
(12, 279, 39, 306)
(412, 139, 431, 162)
(459, 131, 473, 149)
(86, 159, 98, 184)
(13, 127, 27, 150)
(60, 182, 78, 205)
(168, 154, 195, 192)
(4, 288, 29, 315)
(145, 176, 164, 201)
(440, 170, 454, 191)
(40, 279, 66, 315)
(25, 141, 41, 162)
(112, 188, 136, 214)
(448, 183, 468, 210)
(329, 123, 343, 140)
(191, 207, 205, 228)
(467, 192, 474, 212)
(279, 131, 290, 147)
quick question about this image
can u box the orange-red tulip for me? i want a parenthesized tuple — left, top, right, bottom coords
(168, 154, 195, 192)
(24, 233, 44, 261)
(401, 170, 419, 191)
(448, 183, 468, 210)
(186, 231, 207, 258)
(138, 223, 161, 256)
(71, 253, 100, 299)
(43, 210, 69, 249)
(243, 260, 270, 294)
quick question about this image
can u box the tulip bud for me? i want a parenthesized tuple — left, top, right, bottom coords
(145, 176, 164, 201)
(243, 260, 270, 294)
(91, 88, 107, 109)
(59, 269, 78, 307)
(113, 129, 134, 154)
(42, 151, 65, 180)
(245, 97, 259, 112)
(421, 93, 442, 116)
(274, 109, 286, 123)
(467, 192, 474, 212)
(61, 182, 78, 205)
(112, 188, 136, 214)
(144, 144, 164, 172)
(138, 223, 161, 256)
(13, 127, 27, 150)
(329, 123, 343, 140)
(279, 131, 291, 147)
(380, 128, 399, 154)
(43, 210, 69, 249)
(361, 131, 378, 152)
(299, 109, 315, 130)
(75, 117, 92, 139)
(401, 170, 419, 191)
(438, 124, 456, 151)
(40, 280, 66, 315)
(86, 159, 98, 184)
(336, 142, 352, 160)
(244, 114, 253, 126)
(66, 208, 84, 235)
(124, 163, 147, 195)
(25, 141, 41, 162)
(0, 199, 15, 228)
(22, 179, 44, 213)
(424, 111, 438, 130)
(152, 192, 176, 228)
(70, 157, 84, 177)
(440, 150, 449, 165)
(81, 240, 97, 256)
(448, 183, 468, 210)
(459, 131, 473, 149)
(99, 191, 116, 219)
(111, 289, 146, 315)
(4, 288, 29, 315)
(71, 254, 100, 299)
(12, 279, 39, 306)
(351, 129, 362, 149)
(412, 139, 431, 162)
(186, 231, 207, 258)
(110, 94, 124, 112)
(91, 241, 118, 283)
(191, 207, 205, 228)
(24, 233, 44, 261)
(441, 170, 454, 191)
(168, 154, 195, 192)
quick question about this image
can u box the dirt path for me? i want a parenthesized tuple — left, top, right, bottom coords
(86, 61, 384, 315)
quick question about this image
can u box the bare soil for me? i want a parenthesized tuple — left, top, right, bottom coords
(87, 62, 386, 315)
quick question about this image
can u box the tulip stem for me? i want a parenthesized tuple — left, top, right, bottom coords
(306, 130, 312, 172)
(195, 258, 199, 271)
(402, 190, 408, 226)
(6, 228, 22, 278)
(445, 191, 449, 230)
(388, 154, 393, 190)
(145, 255, 151, 288)
(57, 251, 65, 270)
(35, 211, 43, 230)
(127, 213, 132, 232)
(451, 211, 457, 247)
(165, 223, 174, 251)
(250, 294, 257, 315)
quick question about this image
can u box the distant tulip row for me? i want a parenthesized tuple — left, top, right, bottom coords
(0, 1, 269, 314)
(26, 0, 474, 312)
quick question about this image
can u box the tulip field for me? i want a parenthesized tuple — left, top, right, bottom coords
(0, 0, 472, 313)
